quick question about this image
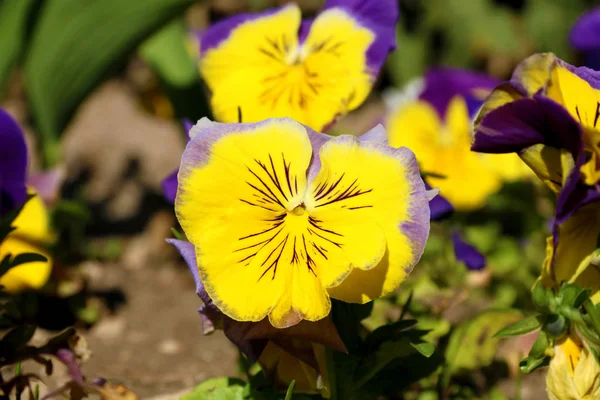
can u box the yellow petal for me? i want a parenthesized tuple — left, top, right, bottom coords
(200, 5, 374, 131)
(308, 136, 428, 303)
(387, 97, 501, 210)
(176, 119, 318, 326)
(0, 192, 53, 292)
(543, 203, 600, 298)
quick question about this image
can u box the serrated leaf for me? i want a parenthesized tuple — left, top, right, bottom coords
(0, 0, 37, 96)
(24, 0, 196, 165)
(495, 315, 544, 338)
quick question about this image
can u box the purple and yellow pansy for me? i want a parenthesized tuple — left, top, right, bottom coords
(197, 0, 398, 131)
(472, 53, 600, 299)
(0, 108, 54, 293)
(169, 117, 433, 329)
(385, 68, 531, 211)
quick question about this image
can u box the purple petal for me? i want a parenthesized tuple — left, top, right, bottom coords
(452, 232, 486, 271)
(166, 239, 223, 334)
(298, 19, 313, 44)
(472, 96, 582, 156)
(55, 349, 85, 385)
(199, 5, 295, 56)
(0, 108, 27, 215)
(559, 59, 600, 90)
(419, 68, 500, 118)
(162, 169, 178, 205)
(570, 7, 600, 52)
(426, 182, 453, 220)
(27, 168, 65, 206)
(182, 118, 194, 138)
(322, 0, 398, 73)
(357, 124, 388, 143)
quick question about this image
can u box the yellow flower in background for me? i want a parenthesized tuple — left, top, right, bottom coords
(546, 335, 600, 400)
(174, 118, 432, 328)
(197, 0, 399, 130)
(0, 190, 53, 292)
(387, 96, 528, 211)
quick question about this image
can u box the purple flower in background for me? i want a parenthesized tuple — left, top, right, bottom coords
(570, 7, 600, 70)
(451, 232, 486, 271)
(418, 68, 500, 118)
(0, 108, 27, 215)
(196, 0, 399, 131)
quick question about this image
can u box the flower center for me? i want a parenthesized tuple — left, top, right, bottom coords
(290, 203, 307, 216)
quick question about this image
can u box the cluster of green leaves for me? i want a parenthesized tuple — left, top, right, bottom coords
(496, 281, 600, 374)
(0, 0, 203, 166)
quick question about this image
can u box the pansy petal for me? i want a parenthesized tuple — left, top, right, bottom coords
(419, 68, 499, 117)
(357, 123, 388, 143)
(321, 0, 398, 72)
(26, 168, 65, 206)
(543, 203, 600, 299)
(166, 239, 222, 333)
(545, 64, 600, 134)
(0, 192, 52, 292)
(0, 108, 27, 215)
(200, 5, 303, 124)
(390, 97, 500, 210)
(305, 136, 429, 303)
(176, 118, 329, 326)
(427, 183, 453, 221)
(161, 169, 179, 205)
(473, 96, 582, 155)
(297, 6, 377, 128)
(451, 232, 486, 271)
(570, 7, 600, 52)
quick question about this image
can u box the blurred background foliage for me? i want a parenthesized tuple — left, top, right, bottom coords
(0, 0, 597, 397)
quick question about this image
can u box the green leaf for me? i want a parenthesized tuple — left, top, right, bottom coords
(0, 0, 38, 95)
(519, 331, 550, 374)
(354, 337, 418, 390)
(284, 380, 295, 400)
(410, 342, 435, 357)
(0, 252, 48, 278)
(532, 281, 551, 312)
(495, 315, 544, 338)
(558, 283, 590, 309)
(139, 19, 199, 88)
(180, 377, 246, 400)
(24, 0, 196, 165)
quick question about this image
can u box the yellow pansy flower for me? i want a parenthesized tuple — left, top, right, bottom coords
(197, 0, 398, 131)
(174, 118, 432, 328)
